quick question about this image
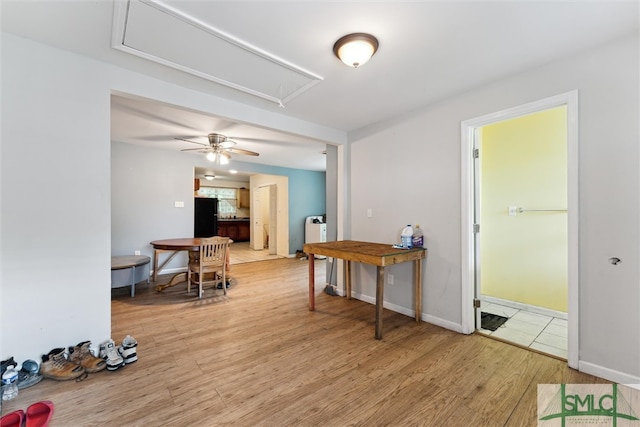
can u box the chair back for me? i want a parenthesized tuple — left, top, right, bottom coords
(199, 237, 229, 268)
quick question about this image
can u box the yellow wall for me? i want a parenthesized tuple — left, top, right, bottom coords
(480, 106, 567, 312)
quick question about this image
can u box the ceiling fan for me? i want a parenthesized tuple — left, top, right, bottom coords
(177, 133, 260, 164)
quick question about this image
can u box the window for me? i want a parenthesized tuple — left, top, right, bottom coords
(197, 187, 237, 217)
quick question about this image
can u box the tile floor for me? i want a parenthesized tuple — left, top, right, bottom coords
(479, 302, 568, 359)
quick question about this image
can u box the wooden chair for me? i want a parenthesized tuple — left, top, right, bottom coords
(187, 237, 230, 299)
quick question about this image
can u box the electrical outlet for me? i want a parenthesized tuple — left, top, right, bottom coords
(387, 274, 394, 285)
(174, 201, 185, 208)
(367, 208, 373, 218)
(134, 250, 141, 256)
(508, 206, 518, 216)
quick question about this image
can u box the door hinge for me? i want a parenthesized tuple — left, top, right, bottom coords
(473, 224, 480, 233)
(473, 148, 479, 159)
(473, 299, 481, 308)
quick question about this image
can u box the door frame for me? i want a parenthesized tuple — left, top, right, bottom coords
(460, 90, 579, 369)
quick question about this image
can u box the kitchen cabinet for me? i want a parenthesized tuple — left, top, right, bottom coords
(238, 221, 250, 241)
(194, 179, 200, 191)
(238, 188, 250, 208)
(217, 220, 250, 242)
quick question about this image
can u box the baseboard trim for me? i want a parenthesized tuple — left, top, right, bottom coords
(481, 295, 568, 320)
(350, 292, 414, 318)
(151, 266, 186, 276)
(578, 360, 640, 388)
(423, 314, 466, 334)
(349, 292, 465, 333)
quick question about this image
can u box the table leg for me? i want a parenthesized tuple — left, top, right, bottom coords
(415, 259, 422, 322)
(152, 250, 181, 284)
(131, 266, 135, 298)
(308, 253, 315, 311)
(345, 260, 351, 299)
(153, 249, 159, 282)
(375, 266, 385, 340)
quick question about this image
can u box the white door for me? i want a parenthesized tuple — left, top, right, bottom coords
(475, 107, 568, 327)
(461, 91, 579, 369)
(251, 186, 263, 250)
(268, 184, 277, 255)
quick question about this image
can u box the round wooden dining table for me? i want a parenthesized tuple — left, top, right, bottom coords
(150, 238, 231, 291)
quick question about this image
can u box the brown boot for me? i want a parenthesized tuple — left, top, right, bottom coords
(69, 341, 106, 373)
(40, 348, 85, 380)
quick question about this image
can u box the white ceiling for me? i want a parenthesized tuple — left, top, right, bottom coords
(2, 0, 638, 178)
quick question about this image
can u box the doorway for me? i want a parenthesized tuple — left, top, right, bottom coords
(461, 91, 579, 369)
(251, 184, 277, 255)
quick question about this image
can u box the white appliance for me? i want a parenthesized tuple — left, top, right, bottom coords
(305, 216, 326, 259)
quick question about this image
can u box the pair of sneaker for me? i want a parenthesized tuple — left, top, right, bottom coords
(99, 335, 137, 371)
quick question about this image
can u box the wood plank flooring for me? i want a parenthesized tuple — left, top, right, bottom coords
(5, 258, 607, 426)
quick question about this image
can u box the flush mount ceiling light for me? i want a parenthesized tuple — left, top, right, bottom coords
(204, 174, 215, 180)
(333, 33, 379, 68)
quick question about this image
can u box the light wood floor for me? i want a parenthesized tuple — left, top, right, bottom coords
(6, 258, 607, 426)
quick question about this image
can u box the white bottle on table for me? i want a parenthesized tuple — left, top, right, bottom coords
(401, 225, 413, 249)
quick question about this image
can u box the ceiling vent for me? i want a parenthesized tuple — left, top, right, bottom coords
(112, 0, 323, 107)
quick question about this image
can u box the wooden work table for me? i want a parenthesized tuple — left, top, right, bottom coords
(303, 240, 426, 339)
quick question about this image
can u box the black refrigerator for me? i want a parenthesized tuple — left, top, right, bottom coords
(194, 197, 218, 237)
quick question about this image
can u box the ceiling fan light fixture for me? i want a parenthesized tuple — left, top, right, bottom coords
(219, 153, 230, 165)
(206, 152, 216, 161)
(333, 33, 379, 68)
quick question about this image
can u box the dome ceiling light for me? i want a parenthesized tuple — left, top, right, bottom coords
(333, 33, 379, 68)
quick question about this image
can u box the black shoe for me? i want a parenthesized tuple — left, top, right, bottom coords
(1, 356, 17, 376)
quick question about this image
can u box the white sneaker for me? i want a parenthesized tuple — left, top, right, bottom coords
(118, 335, 138, 364)
(99, 339, 125, 371)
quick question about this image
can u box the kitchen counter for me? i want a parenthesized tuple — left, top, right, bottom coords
(218, 219, 250, 241)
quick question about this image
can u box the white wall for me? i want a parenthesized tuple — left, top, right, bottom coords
(1, 34, 112, 360)
(111, 141, 195, 270)
(349, 33, 639, 383)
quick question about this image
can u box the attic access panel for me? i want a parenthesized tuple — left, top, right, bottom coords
(112, 0, 323, 106)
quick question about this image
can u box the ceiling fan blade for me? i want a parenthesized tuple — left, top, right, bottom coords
(219, 140, 237, 148)
(175, 137, 207, 147)
(227, 147, 260, 156)
(180, 147, 210, 152)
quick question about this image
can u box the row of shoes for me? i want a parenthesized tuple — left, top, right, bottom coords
(0, 400, 54, 427)
(39, 335, 138, 381)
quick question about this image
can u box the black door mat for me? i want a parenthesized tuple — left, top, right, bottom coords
(481, 312, 509, 331)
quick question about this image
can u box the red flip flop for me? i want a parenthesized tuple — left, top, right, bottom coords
(0, 409, 25, 427)
(25, 400, 54, 427)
